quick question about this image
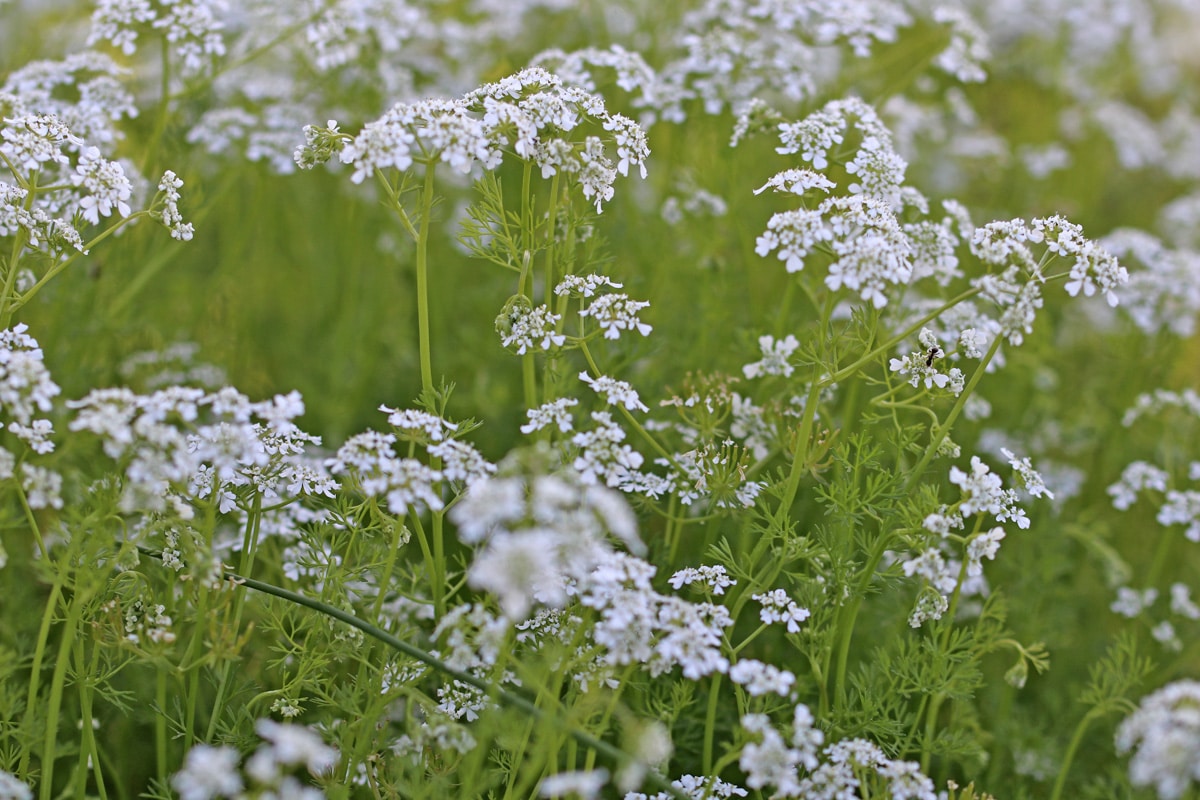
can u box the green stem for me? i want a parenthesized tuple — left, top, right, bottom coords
(1049, 708, 1104, 800)
(409, 511, 444, 618)
(204, 496, 263, 741)
(156, 668, 168, 782)
(39, 595, 83, 800)
(829, 528, 894, 710)
(415, 163, 438, 395)
(702, 673, 723, 775)
(75, 639, 109, 800)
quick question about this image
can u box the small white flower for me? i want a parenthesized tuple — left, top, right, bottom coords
(742, 334, 799, 379)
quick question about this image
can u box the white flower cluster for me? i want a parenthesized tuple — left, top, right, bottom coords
(582, 551, 732, 680)
(1, 52, 136, 147)
(754, 99, 921, 310)
(0, 96, 190, 254)
(572, 411, 646, 489)
(1001, 447, 1055, 500)
(555, 274, 653, 341)
(578, 292, 653, 340)
(949, 455, 1033, 529)
(449, 447, 641, 620)
(0, 770, 30, 800)
(579, 372, 649, 412)
(1102, 229, 1200, 337)
(1117, 681, 1200, 800)
(729, 659, 796, 697)
(971, 215, 1129, 307)
(742, 334, 799, 379)
(888, 328, 965, 394)
(752, 589, 810, 633)
(298, 0, 429, 73)
(520, 397, 579, 435)
(738, 708, 935, 799)
(756, 195, 913, 308)
(668, 564, 736, 595)
(0, 324, 61, 443)
(156, 170, 194, 241)
(69, 386, 335, 519)
(329, 406, 492, 514)
(623, 774, 747, 800)
(498, 301, 565, 355)
(1120, 389, 1200, 428)
(89, 0, 227, 75)
(654, 0, 935, 120)
(1107, 461, 1170, 510)
(666, 441, 765, 510)
(298, 67, 649, 212)
(171, 719, 337, 800)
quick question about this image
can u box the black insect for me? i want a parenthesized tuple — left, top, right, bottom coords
(924, 345, 942, 367)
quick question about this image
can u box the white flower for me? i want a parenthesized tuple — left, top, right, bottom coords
(500, 303, 565, 354)
(1001, 448, 1055, 499)
(729, 659, 795, 697)
(1107, 461, 1170, 510)
(1111, 586, 1158, 618)
(171, 745, 243, 800)
(742, 335, 799, 379)
(752, 589, 810, 633)
(966, 527, 1006, 576)
(72, 146, 132, 224)
(753, 168, 836, 196)
(579, 372, 649, 412)
(521, 397, 579, 435)
(540, 769, 609, 799)
(1117, 681, 1200, 799)
(580, 293, 652, 340)
(253, 720, 338, 775)
(668, 564, 736, 595)
(156, 170, 194, 241)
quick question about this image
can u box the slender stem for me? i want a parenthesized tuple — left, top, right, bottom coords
(205, 496, 263, 741)
(415, 163, 437, 394)
(702, 673, 723, 775)
(156, 667, 169, 781)
(830, 527, 893, 709)
(1049, 708, 1103, 800)
(75, 639, 110, 800)
(39, 595, 83, 800)
(408, 510, 444, 618)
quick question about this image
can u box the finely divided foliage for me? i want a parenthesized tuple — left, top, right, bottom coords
(1, 1, 1200, 799)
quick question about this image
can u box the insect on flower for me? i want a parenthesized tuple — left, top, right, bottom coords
(924, 345, 943, 367)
